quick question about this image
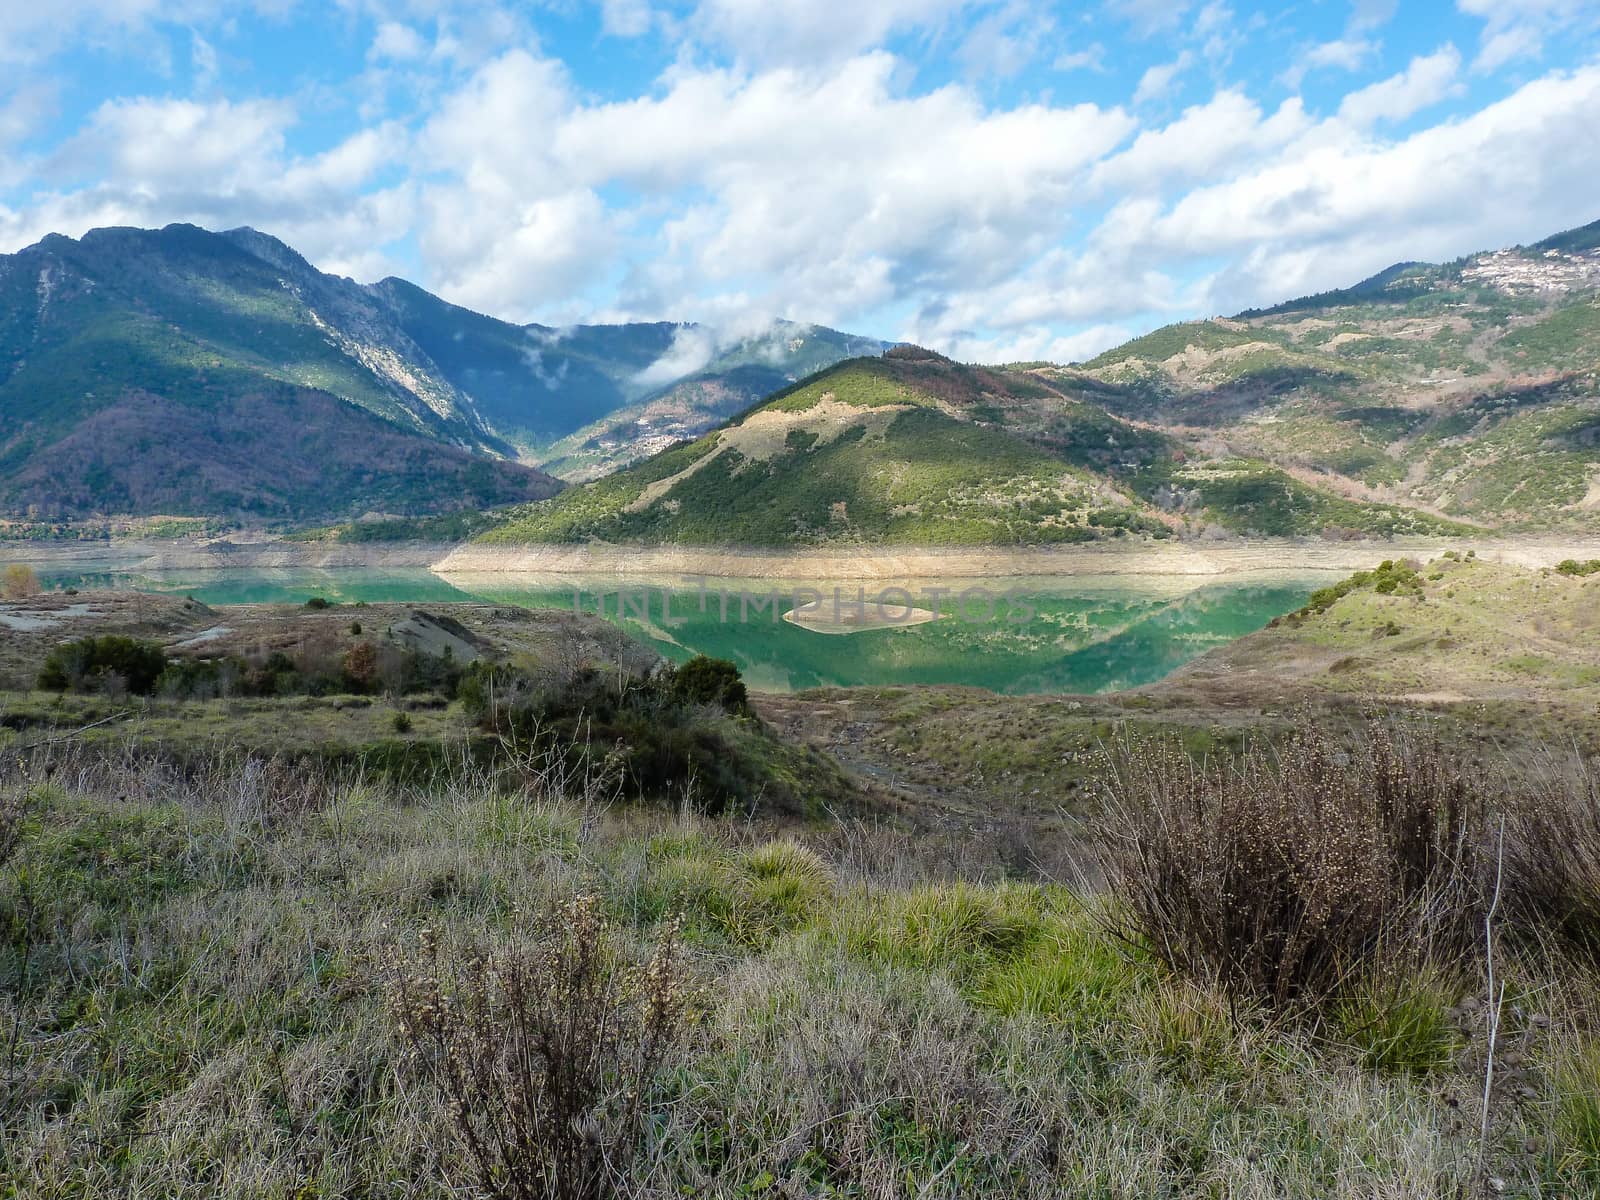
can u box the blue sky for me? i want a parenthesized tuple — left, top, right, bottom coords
(1, 1, 1598, 363)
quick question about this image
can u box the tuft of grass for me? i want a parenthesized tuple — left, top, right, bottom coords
(1333, 968, 1465, 1074)
(830, 881, 1050, 980)
(1553, 1037, 1600, 1176)
(975, 907, 1146, 1028)
(472, 796, 580, 857)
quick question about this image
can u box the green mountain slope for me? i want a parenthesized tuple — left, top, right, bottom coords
(1057, 219, 1600, 530)
(482, 347, 1464, 547)
(0, 224, 557, 521)
(0, 224, 883, 522)
(493, 322, 891, 479)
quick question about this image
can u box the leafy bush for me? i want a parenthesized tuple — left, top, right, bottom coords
(1094, 723, 1490, 1010)
(1, 563, 40, 599)
(1556, 558, 1600, 578)
(459, 659, 781, 812)
(1297, 559, 1423, 617)
(388, 896, 689, 1200)
(38, 636, 168, 696)
(668, 655, 748, 712)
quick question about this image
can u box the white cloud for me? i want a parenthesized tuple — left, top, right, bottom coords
(415, 49, 1136, 323)
(1115, 63, 1600, 312)
(1054, 44, 1105, 72)
(1349, 0, 1398, 30)
(1337, 46, 1463, 126)
(370, 21, 428, 63)
(53, 97, 294, 187)
(1281, 37, 1378, 89)
(1307, 38, 1378, 72)
(1133, 52, 1193, 105)
(601, 0, 654, 38)
(5, 3, 1598, 370)
(191, 32, 220, 91)
(689, 0, 971, 65)
(1106, 0, 1195, 35)
(939, 322, 1134, 365)
(2, 95, 411, 279)
(631, 325, 718, 388)
(0, 1, 279, 66)
(1093, 91, 1310, 191)
(1457, 0, 1596, 71)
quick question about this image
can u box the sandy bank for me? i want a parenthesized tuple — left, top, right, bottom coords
(10, 534, 1600, 582)
(432, 537, 1600, 581)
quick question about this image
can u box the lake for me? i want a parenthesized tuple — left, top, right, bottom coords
(34, 567, 1338, 695)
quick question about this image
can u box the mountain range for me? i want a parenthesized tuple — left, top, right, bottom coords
(2, 219, 1596, 540)
(0, 223, 882, 523)
(480, 219, 1600, 547)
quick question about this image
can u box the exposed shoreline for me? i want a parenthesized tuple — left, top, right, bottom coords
(8, 534, 1600, 582)
(432, 537, 1600, 580)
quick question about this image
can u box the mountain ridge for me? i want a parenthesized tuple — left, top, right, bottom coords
(0, 222, 885, 522)
(479, 217, 1600, 548)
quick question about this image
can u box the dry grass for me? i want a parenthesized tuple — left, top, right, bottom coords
(1, 733, 1598, 1197)
(1503, 753, 1600, 961)
(388, 898, 690, 1200)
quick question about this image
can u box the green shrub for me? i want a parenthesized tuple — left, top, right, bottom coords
(1556, 559, 1600, 578)
(460, 661, 782, 813)
(38, 636, 168, 695)
(304, 596, 332, 610)
(669, 655, 748, 712)
(391, 711, 413, 734)
(1297, 559, 1422, 617)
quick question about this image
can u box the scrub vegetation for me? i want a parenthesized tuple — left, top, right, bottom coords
(3, 718, 1599, 1198)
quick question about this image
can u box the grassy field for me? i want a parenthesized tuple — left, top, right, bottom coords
(3, 565, 1599, 1196)
(3, 731, 1599, 1198)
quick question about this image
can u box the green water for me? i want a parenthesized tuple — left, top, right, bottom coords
(36, 567, 1334, 695)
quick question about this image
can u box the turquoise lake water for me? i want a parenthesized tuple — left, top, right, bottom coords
(36, 567, 1336, 695)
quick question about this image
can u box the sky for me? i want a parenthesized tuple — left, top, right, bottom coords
(1, 1, 1598, 364)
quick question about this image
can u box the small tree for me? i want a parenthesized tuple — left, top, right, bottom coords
(669, 655, 748, 713)
(1, 564, 40, 600)
(341, 641, 379, 691)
